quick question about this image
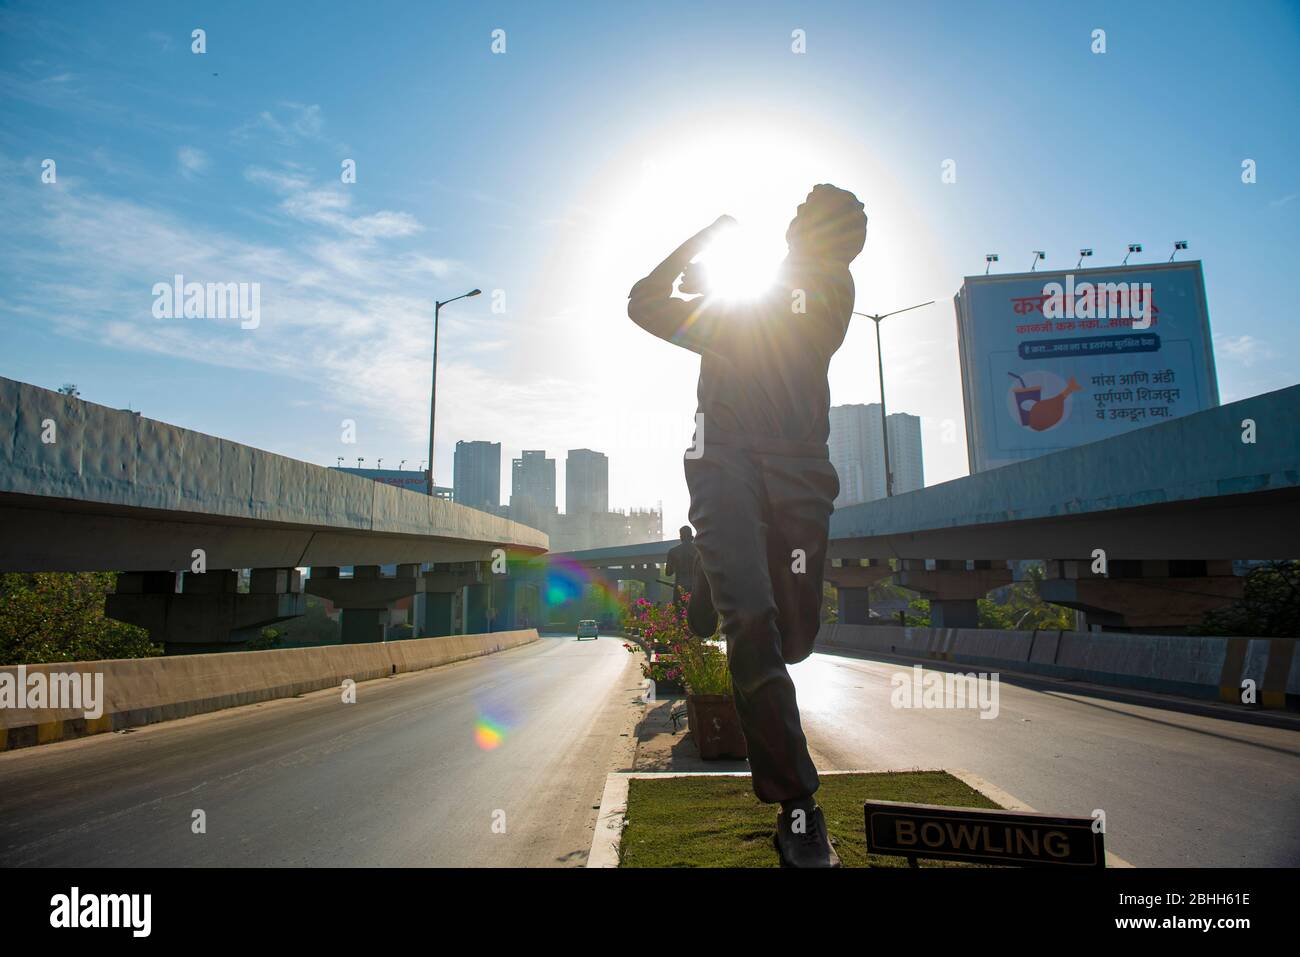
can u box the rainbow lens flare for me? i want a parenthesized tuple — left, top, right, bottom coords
(544, 555, 590, 606)
(474, 716, 507, 750)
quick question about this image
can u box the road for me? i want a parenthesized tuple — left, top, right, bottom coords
(792, 647, 1300, 867)
(4, 635, 1297, 868)
(0, 635, 642, 867)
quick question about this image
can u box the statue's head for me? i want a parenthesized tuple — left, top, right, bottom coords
(785, 184, 867, 265)
(679, 525, 694, 542)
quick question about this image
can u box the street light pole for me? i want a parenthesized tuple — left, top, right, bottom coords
(852, 300, 935, 498)
(429, 288, 481, 495)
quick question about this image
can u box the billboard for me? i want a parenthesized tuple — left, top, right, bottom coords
(331, 467, 451, 498)
(954, 260, 1218, 473)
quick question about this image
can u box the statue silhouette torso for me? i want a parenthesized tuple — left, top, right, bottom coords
(684, 264, 855, 446)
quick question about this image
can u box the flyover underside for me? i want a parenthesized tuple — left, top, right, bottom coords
(828, 487, 1300, 562)
(0, 496, 520, 572)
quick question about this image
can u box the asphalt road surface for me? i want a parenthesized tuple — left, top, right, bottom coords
(0, 635, 642, 867)
(4, 635, 1297, 867)
(792, 647, 1300, 867)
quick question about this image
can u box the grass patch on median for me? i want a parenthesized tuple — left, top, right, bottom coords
(619, 770, 1001, 868)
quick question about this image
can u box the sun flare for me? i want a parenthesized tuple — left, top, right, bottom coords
(694, 223, 780, 300)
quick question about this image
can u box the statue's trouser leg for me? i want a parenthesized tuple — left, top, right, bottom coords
(685, 445, 838, 803)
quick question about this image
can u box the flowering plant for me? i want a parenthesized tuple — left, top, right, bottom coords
(621, 595, 731, 695)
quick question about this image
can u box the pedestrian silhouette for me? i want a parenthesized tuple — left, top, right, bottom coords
(665, 524, 701, 610)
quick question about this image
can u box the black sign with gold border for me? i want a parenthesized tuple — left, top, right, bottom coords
(864, 800, 1105, 868)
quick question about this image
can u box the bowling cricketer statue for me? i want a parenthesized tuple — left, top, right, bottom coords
(627, 184, 868, 867)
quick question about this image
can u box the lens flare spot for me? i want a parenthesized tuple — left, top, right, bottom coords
(474, 716, 507, 750)
(545, 556, 592, 607)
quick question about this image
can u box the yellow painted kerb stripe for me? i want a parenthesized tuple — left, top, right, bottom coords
(85, 715, 114, 735)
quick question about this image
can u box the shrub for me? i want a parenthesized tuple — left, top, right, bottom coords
(0, 572, 162, 664)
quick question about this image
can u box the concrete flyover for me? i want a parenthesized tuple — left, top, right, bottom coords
(0, 377, 548, 650)
(555, 385, 1299, 634)
(829, 384, 1300, 629)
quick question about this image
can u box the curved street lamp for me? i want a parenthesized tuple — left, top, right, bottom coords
(428, 289, 482, 494)
(852, 300, 936, 498)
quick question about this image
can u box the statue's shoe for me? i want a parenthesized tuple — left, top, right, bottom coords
(773, 804, 841, 868)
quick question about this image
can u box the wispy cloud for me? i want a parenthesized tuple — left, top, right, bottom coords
(283, 189, 421, 239)
(177, 146, 208, 179)
(243, 165, 311, 193)
(234, 102, 341, 151)
(0, 154, 508, 442)
(1215, 334, 1277, 367)
(245, 163, 422, 240)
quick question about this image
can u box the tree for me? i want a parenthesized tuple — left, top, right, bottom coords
(978, 566, 1074, 630)
(266, 595, 340, 646)
(821, 580, 838, 623)
(244, 627, 285, 651)
(1197, 561, 1300, 638)
(0, 572, 161, 664)
(904, 597, 931, 627)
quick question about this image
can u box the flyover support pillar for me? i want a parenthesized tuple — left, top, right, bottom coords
(307, 564, 423, 644)
(824, 560, 894, 626)
(465, 582, 491, 634)
(894, 560, 1012, 629)
(106, 567, 305, 654)
(421, 563, 492, 636)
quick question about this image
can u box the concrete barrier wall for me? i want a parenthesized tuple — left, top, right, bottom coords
(818, 623, 1298, 709)
(0, 629, 539, 752)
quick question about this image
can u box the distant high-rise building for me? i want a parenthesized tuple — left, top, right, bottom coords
(829, 404, 924, 506)
(566, 449, 609, 515)
(548, 505, 663, 552)
(486, 444, 660, 548)
(511, 450, 556, 530)
(453, 440, 501, 511)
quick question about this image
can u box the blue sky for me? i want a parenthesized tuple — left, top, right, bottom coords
(2, 0, 1297, 533)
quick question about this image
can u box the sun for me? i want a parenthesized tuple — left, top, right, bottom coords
(693, 222, 780, 300)
(586, 118, 846, 304)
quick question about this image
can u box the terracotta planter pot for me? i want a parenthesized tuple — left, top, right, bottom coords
(686, 693, 748, 760)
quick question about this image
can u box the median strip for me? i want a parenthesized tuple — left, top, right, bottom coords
(589, 768, 1132, 867)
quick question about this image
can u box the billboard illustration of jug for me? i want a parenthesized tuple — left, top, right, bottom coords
(1007, 371, 1081, 432)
